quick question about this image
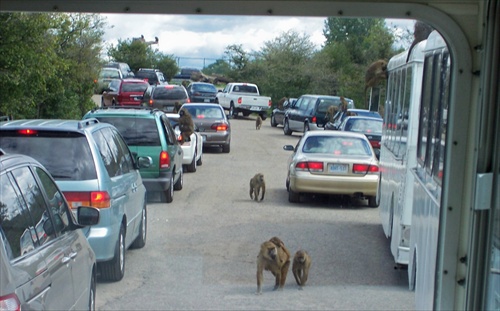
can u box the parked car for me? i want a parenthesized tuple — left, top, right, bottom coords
(83, 107, 184, 203)
(283, 95, 355, 135)
(186, 82, 218, 103)
(142, 84, 190, 112)
(101, 78, 149, 107)
(103, 62, 135, 78)
(0, 119, 152, 282)
(283, 130, 380, 206)
(135, 68, 167, 85)
(270, 97, 296, 127)
(0, 150, 100, 310)
(165, 112, 204, 172)
(325, 108, 382, 130)
(95, 67, 123, 94)
(180, 103, 231, 153)
(337, 116, 383, 159)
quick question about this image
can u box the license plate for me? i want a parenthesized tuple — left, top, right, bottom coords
(165, 106, 174, 112)
(328, 163, 348, 174)
(204, 99, 210, 102)
(202, 135, 207, 142)
(250, 106, 260, 111)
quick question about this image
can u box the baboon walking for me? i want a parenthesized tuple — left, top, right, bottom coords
(256, 115, 263, 130)
(256, 237, 291, 294)
(292, 250, 311, 289)
(249, 173, 265, 201)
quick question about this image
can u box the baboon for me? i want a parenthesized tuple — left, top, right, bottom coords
(325, 105, 338, 122)
(256, 238, 291, 295)
(365, 59, 388, 93)
(256, 115, 263, 130)
(277, 97, 287, 110)
(178, 108, 194, 143)
(249, 173, 265, 201)
(292, 250, 311, 289)
(406, 21, 434, 62)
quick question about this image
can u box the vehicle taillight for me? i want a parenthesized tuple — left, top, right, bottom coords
(370, 141, 380, 148)
(211, 123, 228, 131)
(268, 99, 272, 107)
(160, 151, 171, 168)
(312, 116, 317, 124)
(352, 164, 379, 174)
(18, 129, 37, 135)
(0, 293, 21, 311)
(186, 98, 191, 103)
(237, 97, 242, 104)
(148, 99, 154, 106)
(295, 161, 324, 172)
(63, 191, 111, 209)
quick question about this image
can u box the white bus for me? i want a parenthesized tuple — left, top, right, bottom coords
(379, 36, 427, 269)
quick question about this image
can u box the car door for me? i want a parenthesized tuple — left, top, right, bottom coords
(10, 165, 77, 310)
(286, 96, 302, 130)
(161, 115, 183, 172)
(0, 171, 53, 310)
(289, 97, 311, 131)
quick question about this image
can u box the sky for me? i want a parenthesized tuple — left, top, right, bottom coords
(101, 14, 413, 69)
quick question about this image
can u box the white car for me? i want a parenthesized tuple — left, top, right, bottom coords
(165, 113, 203, 172)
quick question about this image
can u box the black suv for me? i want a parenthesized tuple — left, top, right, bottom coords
(135, 68, 167, 85)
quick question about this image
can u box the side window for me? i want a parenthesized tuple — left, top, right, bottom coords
(35, 167, 71, 233)
(11, 166, 57, 248)
(0, 172, 36, 259)
(93, 128, 120, 177)
(110, 128, 133, 174)
(161, 115, 177, 145)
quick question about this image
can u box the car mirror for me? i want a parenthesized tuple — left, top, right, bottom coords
(77, 206, 100, 226)
(283, 145, 294, 151)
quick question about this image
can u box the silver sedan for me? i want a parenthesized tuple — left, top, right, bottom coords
(283, 130, 380, 206)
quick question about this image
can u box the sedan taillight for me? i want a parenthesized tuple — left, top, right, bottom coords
(0, 293, 21, 311)
(296, 161, 324, 172)
(352, 164, 379, 174)
(211, 123, 229, 131)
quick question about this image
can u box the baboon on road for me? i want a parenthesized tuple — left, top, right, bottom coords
(256, 237, 291, 295)
(256, 115, 263, 130)
(249, 173, 265, 201)
(292, 250, 311, 289)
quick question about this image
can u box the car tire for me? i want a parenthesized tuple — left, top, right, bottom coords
(271, 115, 277, 127)
(284, 119, 292, 135)
(260, 114, 267, 121)
(89, 269, 96, 311)
(174, 168, 183, 190)
(288, 188, 300, 203)
(165, 176, 174, 203)
(242, 111, 250, 117)
(186, 151, 197, 172)
(99, 225, 125, 282)
(222, 143, 230, 153)
(196, 152, 203, 166)
(229, 104, 237, 119)
(368, 185, 381, 208)
(131, 202, 147, 249)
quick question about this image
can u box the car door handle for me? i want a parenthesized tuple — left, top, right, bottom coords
(62, 251, 77, 264)
(131, 182, 138, 192)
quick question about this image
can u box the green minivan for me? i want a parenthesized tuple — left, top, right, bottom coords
(83, 107, 184, 203)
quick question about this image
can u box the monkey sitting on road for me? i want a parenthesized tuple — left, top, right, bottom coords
(292, 250, 311, 290)
(256, 115, 263, 130)
(178, 108, 194, 143)
(249, 173, 265, 201)
(256, 237, 291, 295)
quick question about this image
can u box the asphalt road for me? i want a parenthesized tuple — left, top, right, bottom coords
(95, 113, 415, 310)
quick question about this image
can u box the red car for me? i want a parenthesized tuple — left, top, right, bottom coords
(101, 78, 149, 107)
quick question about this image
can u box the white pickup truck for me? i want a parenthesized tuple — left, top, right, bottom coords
(215, 82, 272, 120)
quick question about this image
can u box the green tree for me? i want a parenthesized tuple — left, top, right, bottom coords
(108, 39, 156, 72)
(154, 53, 179, 81)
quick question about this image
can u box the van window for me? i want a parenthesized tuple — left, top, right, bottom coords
(95, 117, 161, 147)
(93, 128, 120, 177)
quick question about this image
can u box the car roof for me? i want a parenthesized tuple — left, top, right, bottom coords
(343, 116, 383, 121)
(120, 78, 150, 84)
(302, 129, 368, 139)
(299, 94, 354, 101)
(0, 149, 45, 171)
(0, 118, 108, 132)
(85, 107, 163, 117)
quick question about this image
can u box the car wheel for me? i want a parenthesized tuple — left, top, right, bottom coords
(131, 202, 147, 249)
(242, 111, 250, 117)
(196, 152, 203, 166)
(271, 115, 277, 127)
(284, 119, 292, 135)
(186, 151, 197, 172)
(165, 176, 174, 203)
(222, 143, 230, 153)
(260, 113, 267, 121)
(229, 104, 237, 119)
(174, 168, 183, 190)
(286, 175, 290, 191)
(304, 123, 310, 132)
(89, 269, 96, 311)
(288, 189, 300, 203)
(368, 185, 381, 208)
(99, 225, 125, 282)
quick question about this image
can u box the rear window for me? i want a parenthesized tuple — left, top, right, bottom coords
(183, 106, 224, 119)
(100, 69, 120, 79)
(192, 84, 217, 93)
(94, 117, 161, 146)
(345, 119, 383, 134)
(0, 131, 97, 180)
(153, 87, 187, 100)
(232, 85, 258, 94)
(122, 82, 149, 93)
(317, 99, 340, 113)
(302, 136, 372, 156)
